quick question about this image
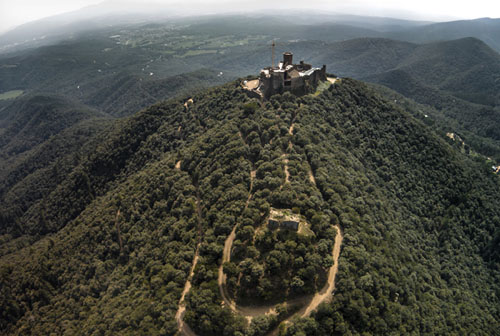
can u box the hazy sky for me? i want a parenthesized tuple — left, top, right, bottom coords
(1, 0, 500, 33)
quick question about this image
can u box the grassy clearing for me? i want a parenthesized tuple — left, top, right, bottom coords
(0, 90, 23, 100)
(297, 221, 315, 237)
(313, 81, 332, 96)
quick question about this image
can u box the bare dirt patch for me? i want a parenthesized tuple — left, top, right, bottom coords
(242, 79, 260, 90)
(184, 98, 194, 109)
(327, 77, 337, 84)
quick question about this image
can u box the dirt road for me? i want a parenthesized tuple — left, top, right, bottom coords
(218, 168, 272, 319)
(175, 251, 200, 336)
(188, 117, 344, 334)
(282, 156, 290, 186)
(308, 170, 316, 184)
(301, 225, 343, 316)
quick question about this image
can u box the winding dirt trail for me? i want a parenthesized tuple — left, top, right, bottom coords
(176, 176, 203, 336)
(218, 167, 266, 320)
(218, 118, 344, 333)
(297, 166, 343, 317)
(280, 122, 295, 190)
(175, 251, 199, 336)
(281, 155, 290, 188)
(268, 129, 344, 333)
(220, 221, 343, 332)
(181, 113, 344, 334)
(267, 226, 343, 336)
(267, 163, 344, 335)
(217, 130, 269, 319)
(301, 225, 343, 317)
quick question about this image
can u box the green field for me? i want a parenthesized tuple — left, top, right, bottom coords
(0, 90, 23, 100)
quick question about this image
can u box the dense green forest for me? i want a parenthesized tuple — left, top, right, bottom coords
(0, 94, 112, 244)
(1, 78, 498, 335)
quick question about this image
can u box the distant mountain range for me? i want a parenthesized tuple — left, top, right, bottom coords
(389, 17, 500, 52)
(1, 8, 500, 54)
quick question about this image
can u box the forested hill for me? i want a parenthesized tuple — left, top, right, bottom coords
(1, 79, 499, 335)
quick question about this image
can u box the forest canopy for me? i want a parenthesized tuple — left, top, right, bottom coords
(0, 78, 499, 335)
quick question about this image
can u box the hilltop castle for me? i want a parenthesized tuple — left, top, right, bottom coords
(243, 52, 327, 98)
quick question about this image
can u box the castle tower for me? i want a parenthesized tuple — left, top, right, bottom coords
(283, 52, 293, 66)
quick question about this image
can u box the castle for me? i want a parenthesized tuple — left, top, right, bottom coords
(243, 52, 327, 98)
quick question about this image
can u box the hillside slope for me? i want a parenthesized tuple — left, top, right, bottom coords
(386, 37, 500, 105)
(0, 79, 499, 335)
(0, 94, 106, 156)
(0, 94, 111, 239)
(306, 37, 500, 160)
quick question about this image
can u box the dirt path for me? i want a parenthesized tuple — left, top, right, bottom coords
(176, 108, 344, 334)
(292, 161, 344, 318)
(175, 160, 181, 170)
(300, 225, 343, 316)
(267, 226, 343, 336)
(297, 166, 343, 317)
(175, 251, 200, 336)
(221, 221, 344, 332)
(220, 119, 344, 329)
(176, 176, 203, 336)
(281, 122, 295, 188)
(267, 158, 343, 334)
(308, 170, 316, 184)
(218, 168, 267, 319)
(281, 155, 290, 188)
